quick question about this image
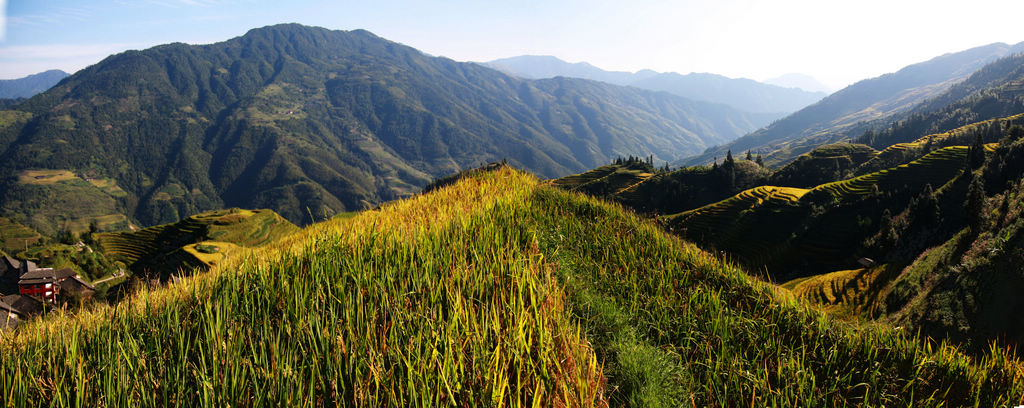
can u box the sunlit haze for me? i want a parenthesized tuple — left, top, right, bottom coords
(3, 0, 1024, 89)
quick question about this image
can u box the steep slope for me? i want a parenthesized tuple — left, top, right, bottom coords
(0, 70, 69, 99)
(666, 145, 973, 278)
(486, 55, 826, 115)
(685, 42, 1024, 167)
(1, 165, 1020, 406)
(0, 24, 766, 232)
(857, 53, 1024, 150)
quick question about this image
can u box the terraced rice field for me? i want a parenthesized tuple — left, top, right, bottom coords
(202, 209, 299, 247)
(783, 264, 902, 318)
(0, 217, 42, 253)
(664, 186, 809, 266)
(550, 165, 618, 188)
(551, 164, 654, 198)
(812, 145, 968, 201)
(669, 185, 809, 230)
(865, 113, 1024, 169)
(95, 220, 204, 265)
(96, 208, 297, 276)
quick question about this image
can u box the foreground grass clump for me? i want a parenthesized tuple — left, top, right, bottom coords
(1, 166, 1021, 406)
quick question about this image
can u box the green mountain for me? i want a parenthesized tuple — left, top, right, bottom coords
(2, 165, 1021, 406)
(0, 24, 769, 234)
(684, 42, 1024, 167)
(487, 55, 827, 115)
(0, 69, 69, 99)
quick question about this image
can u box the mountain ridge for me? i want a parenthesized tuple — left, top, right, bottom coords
(485, 55, 827, 115)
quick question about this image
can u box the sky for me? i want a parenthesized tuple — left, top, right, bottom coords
(3, 0, 1024, 90)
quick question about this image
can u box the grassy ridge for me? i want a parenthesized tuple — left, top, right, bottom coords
(0, 166, 1021, 406)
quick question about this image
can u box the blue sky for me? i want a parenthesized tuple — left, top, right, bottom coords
(3, 0, 1024, 89)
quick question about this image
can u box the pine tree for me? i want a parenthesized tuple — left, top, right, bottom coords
(965, 174, 986, 232)
(724, 150, 736, 190)
(755, 154, 763, 167)
(745, 150, 753, 161)
(968, 133, 985, 169)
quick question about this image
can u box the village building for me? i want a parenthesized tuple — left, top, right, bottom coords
(1, 294, 44, 318)
(2, 255, 96, 303)
(18, 268, 79, 303)
(1, 255, 36, 294)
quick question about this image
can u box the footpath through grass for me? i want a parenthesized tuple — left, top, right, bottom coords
(0, 166, 1021, 406)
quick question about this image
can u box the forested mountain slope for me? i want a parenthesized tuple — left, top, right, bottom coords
(0, 24, 765, 233)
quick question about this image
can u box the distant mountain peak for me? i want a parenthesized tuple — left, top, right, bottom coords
(0, 69, 70, 99)
(485, 55, 826, 116)
(763, 73, 834, 94)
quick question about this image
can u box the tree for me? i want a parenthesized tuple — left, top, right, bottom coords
(878, 208, 898, 247)
(755, 154, 763, 167)
(724, 150, 736, 191)
(967, 133, 985, 169)
(745, 150, 753, 161)
(965, 174, 986, 232)
(909, 184, 941, 229)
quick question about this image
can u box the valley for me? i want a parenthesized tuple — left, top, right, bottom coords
(0, 17, 1023, 406)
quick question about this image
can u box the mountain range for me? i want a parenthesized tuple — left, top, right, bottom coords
(0, 24, 773, 233)
(486, 55, 828, 115)
(0, 70, 69, 99)
(684, 41, 1024, 167)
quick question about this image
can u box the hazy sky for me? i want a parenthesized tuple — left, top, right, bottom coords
(3, 0, 1024, 89)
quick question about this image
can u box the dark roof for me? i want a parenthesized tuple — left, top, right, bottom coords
(1, 256, 21, 278)
(58, 275, 96, 293)
(0, 301, 19, 330)
(19, 268, 76, 285)
(0, 298, 19, 316)
(2, 255, 20, 270)
(1, 294, 44, 317)
(19, 260, 38, 272)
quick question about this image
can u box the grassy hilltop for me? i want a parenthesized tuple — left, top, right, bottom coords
(1, 165, 1021, 406)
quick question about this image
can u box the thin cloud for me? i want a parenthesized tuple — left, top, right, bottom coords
(8, 6, 93, 28)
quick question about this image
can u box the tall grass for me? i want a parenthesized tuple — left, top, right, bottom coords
(0, 166, 1021, 406)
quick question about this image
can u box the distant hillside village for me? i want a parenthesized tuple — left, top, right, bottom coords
(0, 255, 95, 330)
